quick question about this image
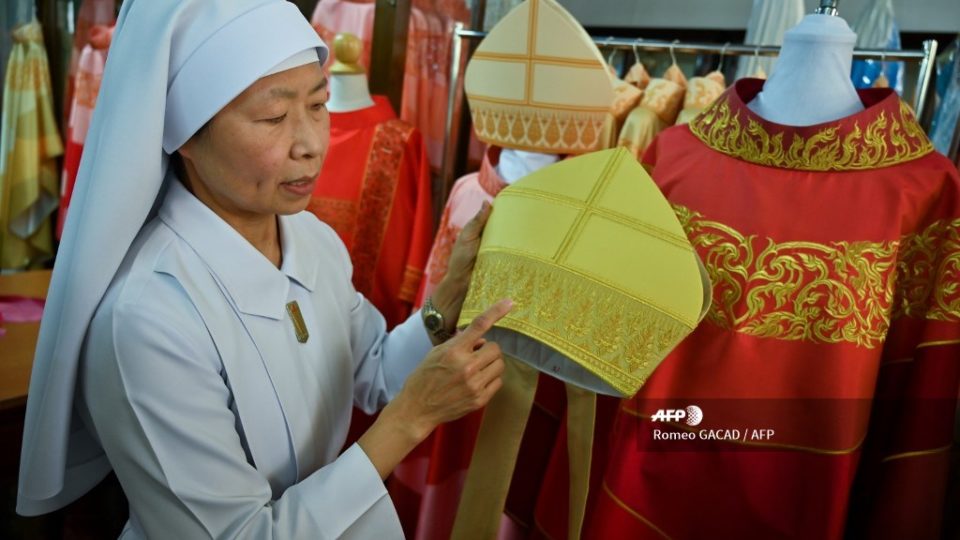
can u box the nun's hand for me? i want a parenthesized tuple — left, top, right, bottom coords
(427, 201, 492, 340)
(392, 298, 512, 440)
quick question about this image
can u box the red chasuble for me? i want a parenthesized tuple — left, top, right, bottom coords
(307, 95, 433, 329)
(532, 79, 960, 539)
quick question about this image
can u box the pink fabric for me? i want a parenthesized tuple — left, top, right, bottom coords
(63, 0, 115, 130)
(59, 25, 112, 239)
(415, 146, 506, 306)
(0, 296, 45, 322)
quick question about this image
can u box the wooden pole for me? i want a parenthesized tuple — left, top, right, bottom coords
(369, 0, 411, 114)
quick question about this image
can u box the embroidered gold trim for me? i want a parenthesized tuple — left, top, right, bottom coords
(459, 251, 694, 396)
(306, 197, 357, 240)
(892, 218, 960, 322)
(673, 205, 960, 347)
(688, 96, 933, 171)
(352, 119, 411, 296)
(674, 204, 898, 348)
(470, 102, 615, 154)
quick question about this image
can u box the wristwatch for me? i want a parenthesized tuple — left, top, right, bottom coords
(422, 297, 453, 342)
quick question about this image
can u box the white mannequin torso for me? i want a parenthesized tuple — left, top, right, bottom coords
(327, 73, 375, 113)
(747, 14, 864, 126)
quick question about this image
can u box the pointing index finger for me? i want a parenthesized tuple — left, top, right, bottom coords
(454, 298, 513, 345)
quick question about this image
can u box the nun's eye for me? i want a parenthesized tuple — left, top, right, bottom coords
(264, 114, 286, 124)
(311, 102, 326, 112)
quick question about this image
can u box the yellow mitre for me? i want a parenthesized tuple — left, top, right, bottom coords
(459, 148, 711, 396)
(464, 0, 617, 154)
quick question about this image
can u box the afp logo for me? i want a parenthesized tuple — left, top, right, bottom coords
(651, 405, 703, 426)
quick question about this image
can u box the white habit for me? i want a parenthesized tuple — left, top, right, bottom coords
(80, 179, 431, 538)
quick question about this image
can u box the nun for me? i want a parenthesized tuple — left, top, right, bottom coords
(16, 1, 510, 537)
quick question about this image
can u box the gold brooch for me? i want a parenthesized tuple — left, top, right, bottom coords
(286, 301, 309, 344)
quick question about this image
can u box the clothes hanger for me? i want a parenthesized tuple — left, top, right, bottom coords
(718, 43, 730, 74)
(603, 36, 618, 72)
(626, 38, 651, 89)
(668, 39, 680, 70)
(753, 44, 768, 79)
(708, 42, 730, 85)
(663, 39, 687, 87)
(632, 38, 643, 67)
(873, 51, 890, 88)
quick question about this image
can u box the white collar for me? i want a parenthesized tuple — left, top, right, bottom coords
(159, 180, 319, 320)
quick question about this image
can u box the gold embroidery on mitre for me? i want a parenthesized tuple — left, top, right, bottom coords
(459, 250, 694, 396)
(688, 96, 933, 171)
(674, 205, 960, 347)
(471, 105, 613, 154)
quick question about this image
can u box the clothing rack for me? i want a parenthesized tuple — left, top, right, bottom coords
(441, 24, 940, 193)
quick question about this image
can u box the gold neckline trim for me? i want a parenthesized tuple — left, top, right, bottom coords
(688, 93, 933, 171)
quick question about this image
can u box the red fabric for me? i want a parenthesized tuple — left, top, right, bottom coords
(531, 80, 960, 539)
(60, 136, 82, 240)
(308, 95, 433, 328)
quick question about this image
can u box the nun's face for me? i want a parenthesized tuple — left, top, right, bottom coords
(179, 62, 329, 220)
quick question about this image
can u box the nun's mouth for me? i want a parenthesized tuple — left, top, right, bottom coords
(281, 176, 316, 196)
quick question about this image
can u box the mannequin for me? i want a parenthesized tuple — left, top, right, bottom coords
(748, 13, 864, 126)
(496, 148, 559, 184)
(327, 33, 374, 112)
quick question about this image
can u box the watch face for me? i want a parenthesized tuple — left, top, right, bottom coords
(425, 313, 442, 331)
